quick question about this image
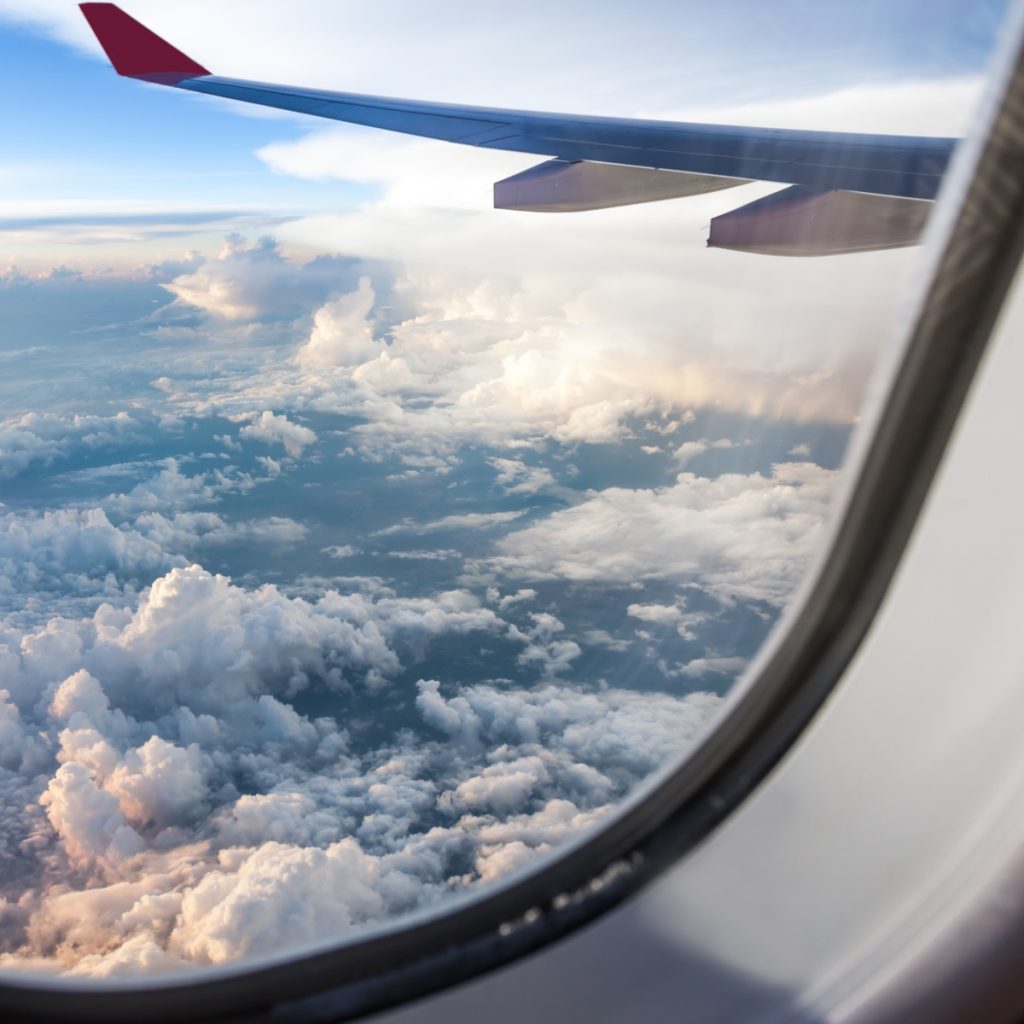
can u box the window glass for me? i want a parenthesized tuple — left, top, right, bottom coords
(0, 0, 1007, 978)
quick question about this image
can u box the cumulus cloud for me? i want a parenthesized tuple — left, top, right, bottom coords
(388, 549, 460, 561)
(485, 462, 836, 606)
(669, 655, 750, 679)
(375, 510, 526, 537)
(169, 221, 905, 462)
(508, 613, 582, 679)
(239, 411, 317, 458)
(0, 238, 852, 979)
(0, 508, 170, 582)
(322, 544, 358, 559)
(162, 235, 371, 323)
(173, 839, 420, 964)
(673, 438, 739, 468)
(489, 458, 559, 496)
(0, 562, 723, 976)
(0, 412, 144, 480)
(627, 602, 687, 626)
(133, 511, 306, 551)
(1, 564, 509, 714)
(296, 277, 381, 369)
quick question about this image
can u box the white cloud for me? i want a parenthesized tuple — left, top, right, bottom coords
(673, 438, 738, 468)
(239, 411, 317, 457)
(162, 235, 368, 323)
(0, 508, 170, 581)
(627, 602, 687, 626)
(296, 277, 382, 368)
(688, 75, 982, 137)
(488, 587, 537, 610)
(508, 613, 582, 679)
(375, 509, 527, 537)
(172, 839, 420, 964)
(322, 544, 358, 559)
(489, 457, 559, 496)
(102, 459, 226, 516)
(0, 578, 723, 976)
(259, 128, 535, 211)
(133, 511, 306, 551)
(388, 549, 461, 561)
(0, 412, 144, 480)
(669, 655, 750, 679)
(40, 762, 145, 874)
(486, 462, 836, 606)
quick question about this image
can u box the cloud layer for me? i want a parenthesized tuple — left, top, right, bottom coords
(0, 561, 722, 975)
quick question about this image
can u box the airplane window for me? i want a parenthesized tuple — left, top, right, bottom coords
(0, 0, 1010, 1000)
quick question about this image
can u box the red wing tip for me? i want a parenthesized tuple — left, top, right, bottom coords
(79, 3, 210, 81)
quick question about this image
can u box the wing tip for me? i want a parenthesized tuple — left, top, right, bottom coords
(79, 3, 211, 83)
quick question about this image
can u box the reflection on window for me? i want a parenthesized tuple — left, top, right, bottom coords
(0, 0, 1003, 979)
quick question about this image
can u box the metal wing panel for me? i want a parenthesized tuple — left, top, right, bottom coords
(180, 75, 955, 199)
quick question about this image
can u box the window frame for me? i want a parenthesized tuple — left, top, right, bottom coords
(5, 6, 1024, 1021)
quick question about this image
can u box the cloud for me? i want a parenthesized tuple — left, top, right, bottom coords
(669, 656, 750, 679)
(0, 508, 170, 582)
(489, 458, 559, 496)
(102, 459, 232, 516)
(488, 588, 537, 610)
(162, 235, 372, 323)
(296, 277, 382, 368)
(258, 128, 535, 211)
(627, 602, 687, 626)
(672, 438, 738, 468)
(322, 544, 359, 560)
(388, 549, 461, 561)
(40, 762, 145, 874)
(239, 411, 317, 458)
(0, 412, 145, 480)
(2, 563, 512, 716)
(375, 510, 527, 537)
(0, 565, 722, 976)
(173, 839, 420, 965)
(165, 211, 909, 460)
(508, 614, 582, 679)
(133, 512, 306, 552)
(485, 462, 836, 606)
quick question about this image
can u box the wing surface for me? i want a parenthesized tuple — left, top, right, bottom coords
(79, 3, 958, 253)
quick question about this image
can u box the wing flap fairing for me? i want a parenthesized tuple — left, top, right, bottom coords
(707, 186, 932, 256)
(494, 159, 748, 213)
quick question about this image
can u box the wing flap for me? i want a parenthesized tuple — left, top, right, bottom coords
(494, 159, 747, 213)
(707, 186, 932, 256)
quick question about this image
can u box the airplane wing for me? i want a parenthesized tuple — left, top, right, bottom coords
(79, 2, 957, 256)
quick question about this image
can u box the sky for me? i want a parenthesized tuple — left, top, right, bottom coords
(0, 0, 1012, 983)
